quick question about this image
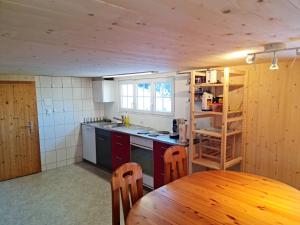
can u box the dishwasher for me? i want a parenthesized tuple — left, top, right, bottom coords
(96, 128, 112, 171)
(82, 124, 96, 164)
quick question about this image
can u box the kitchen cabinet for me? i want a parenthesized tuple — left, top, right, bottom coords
(82, 124, 96, 164)
(96, 128, 112, 170)
(153, 141, 173, 189)
(111, 132, 130, 170)
(92, 80, 115, 102)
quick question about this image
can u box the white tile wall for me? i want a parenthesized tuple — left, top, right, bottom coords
(35, 76, 104, 171)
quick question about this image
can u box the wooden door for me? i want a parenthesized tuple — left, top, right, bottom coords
(0, 81, 41, 181)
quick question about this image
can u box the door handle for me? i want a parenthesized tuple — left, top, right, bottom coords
(24, 121, 33, 134)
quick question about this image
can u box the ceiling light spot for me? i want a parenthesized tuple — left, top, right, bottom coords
(270, 52, 279, 70)
(225, 50, 253, 60)
(222, 9, 231, 14)
(246, 54, 255, 64)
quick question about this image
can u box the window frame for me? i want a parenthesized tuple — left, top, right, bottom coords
(152, 78, 174, 115)
(118, 77, 174, 116)
(135, 79, 153, 113)
(119, 80, 135, 112)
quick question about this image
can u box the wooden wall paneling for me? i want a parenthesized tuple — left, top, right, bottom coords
(232, 61, 300, 189)
(241, 70, 249, 172)
(243, 64, 259, 175)
(277, 62, 300, 187)
(258, 65, 277, 179)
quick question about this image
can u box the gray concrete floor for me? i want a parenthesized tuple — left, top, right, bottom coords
(0, 162, 115, 225)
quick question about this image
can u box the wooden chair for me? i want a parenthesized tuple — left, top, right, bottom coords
(111, 162, 143, 225)
(164, 146, 187, 184)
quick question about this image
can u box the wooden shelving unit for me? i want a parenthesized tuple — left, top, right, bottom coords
(188, 67, 247, 172)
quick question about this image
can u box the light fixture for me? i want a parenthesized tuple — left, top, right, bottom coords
(269, 51, 279, 70)
(226, 50, 251, 60)
(244, 43, 300, 70)
(245, 54, 255, 64)
(102, 71, 156, 78)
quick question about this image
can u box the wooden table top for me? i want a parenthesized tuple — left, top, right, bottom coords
(126, 170, 300, 225)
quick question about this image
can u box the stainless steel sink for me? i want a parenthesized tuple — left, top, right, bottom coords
(103, 123, 124, 129)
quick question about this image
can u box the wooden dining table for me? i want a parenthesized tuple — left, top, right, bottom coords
(126, 170, 300, 225)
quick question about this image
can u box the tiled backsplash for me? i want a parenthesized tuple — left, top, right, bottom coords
(35, 76, 104, 171)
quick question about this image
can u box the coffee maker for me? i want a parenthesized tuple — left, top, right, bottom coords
(170, 118, 185, 139)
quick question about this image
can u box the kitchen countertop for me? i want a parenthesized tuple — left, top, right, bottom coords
(81, 122, 188, 146)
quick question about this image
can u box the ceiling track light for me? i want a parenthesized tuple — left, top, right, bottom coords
(246, 54, 256, 64)
(269, 51, 279, 70)
(102, 71, 156, 78)
(245, 45, 300, 70)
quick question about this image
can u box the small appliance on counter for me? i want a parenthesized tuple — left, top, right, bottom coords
(170, 118, 185, 139)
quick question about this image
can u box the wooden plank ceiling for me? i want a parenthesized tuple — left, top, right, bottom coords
(0, 0, 300, 76)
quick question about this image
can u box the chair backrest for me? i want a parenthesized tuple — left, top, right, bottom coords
(164, 146, 187, 184)
(111, 162, 143, 225)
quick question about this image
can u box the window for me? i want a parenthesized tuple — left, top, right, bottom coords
(136, 82, 151, 111)
(120, 83, 134, 109)
(154, 81, 172, 113)
(119, 78, 174, 114)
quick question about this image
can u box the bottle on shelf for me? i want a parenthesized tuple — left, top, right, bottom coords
(201, 92, 213, 111)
